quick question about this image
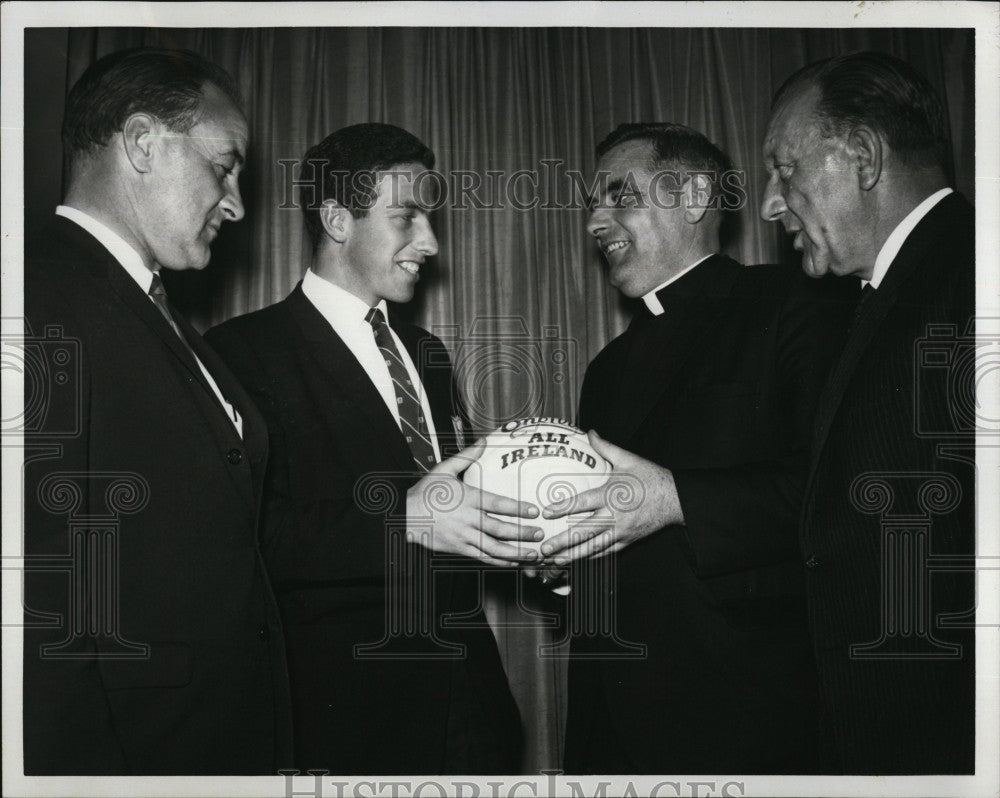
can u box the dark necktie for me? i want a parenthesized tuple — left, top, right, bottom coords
(813, 282, 878, 446)
(843, 282, 876, 341)
(855, 283, 875, 321)
(365, 307, 437, 472)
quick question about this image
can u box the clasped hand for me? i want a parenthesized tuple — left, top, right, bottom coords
(405, 439, 543, 567)
(535, 430, 684, 570)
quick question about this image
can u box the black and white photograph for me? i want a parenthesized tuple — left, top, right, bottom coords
(2, 3, 998, 797)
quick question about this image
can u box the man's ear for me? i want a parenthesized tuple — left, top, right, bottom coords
(121, 113, 158, 174)
(683, 174, 711, 224)
(849, 126, 883, 191)
(320, 200, 352, 244)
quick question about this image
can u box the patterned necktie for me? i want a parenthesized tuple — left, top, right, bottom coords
(149, 273, 241, 432)
(149, 272, 197, 359)
(365, 307, 437, 472)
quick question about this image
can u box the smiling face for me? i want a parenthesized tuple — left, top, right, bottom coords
(143, 82, 248, 271)
(586, 140, 700, 298)
(760, 84, 869, 279)
(339, 163, 439, 306)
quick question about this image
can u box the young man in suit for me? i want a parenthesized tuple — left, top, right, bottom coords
(540, 123, 850, 773)
(23, 48, 292, 774)
(206, 123, 536, 774)
(760, 51, 975, 773)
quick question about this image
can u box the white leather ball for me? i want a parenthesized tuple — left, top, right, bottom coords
(462, 417, 612, 555)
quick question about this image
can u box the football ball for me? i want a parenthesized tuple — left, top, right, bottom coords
(462, 417, 612, 555)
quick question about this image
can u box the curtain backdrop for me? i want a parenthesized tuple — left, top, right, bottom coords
(40, 26, 974, 773)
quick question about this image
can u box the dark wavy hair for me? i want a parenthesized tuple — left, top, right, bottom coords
(63, 47, 242, 166)
(596, 122, 735, 205)
(299, 123, 435, 249)
(772, 50, 950, 171)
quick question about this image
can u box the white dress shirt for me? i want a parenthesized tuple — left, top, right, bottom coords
(866, 187, 953, 289)
(55, 205, 243, 438)
(642, 252, 715, 316)
(301, 268, 442, 463)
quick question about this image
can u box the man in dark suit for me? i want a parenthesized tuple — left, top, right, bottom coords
(539, 123, 850, 773)
(206, 123, 534, 774)
(760, 51, 975, 773)
(23, 48, 292, 774)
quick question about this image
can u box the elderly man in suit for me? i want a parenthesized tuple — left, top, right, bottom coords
(760, 51, 975, 773)
(23, 47, 292, 774)
(206, 123, 535, 774)
(540, 123, 849, 773)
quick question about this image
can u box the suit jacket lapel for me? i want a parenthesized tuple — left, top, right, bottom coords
(806, 280, 891, 480)
(806, 194, 963, 485)
(105, 262, 256, 442)
(51, 217, 192, 376)
(103, 259, 215, 392)
(285, 286, 416, 474)
(181, 315, 269, 494)
(51, 217, 260, 510)
(612, 255, 738, 444)
(168, 316, 260, 511)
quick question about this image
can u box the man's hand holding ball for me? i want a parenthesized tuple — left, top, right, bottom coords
(458, 418, 616, 589)
(539, 430, 685, 565)
(406, 439, 544, 568)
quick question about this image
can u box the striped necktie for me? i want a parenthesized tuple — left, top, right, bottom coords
(149, 272, 197, 358)
(149, 272, 241, 432)
(365, 307, 437, 472)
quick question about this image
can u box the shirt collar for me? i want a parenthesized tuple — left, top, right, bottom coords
(641, 252, 715, 316)
(302, 268, 390, 331)
(867, 188, 953, 289)
(56, 205, 154, 293)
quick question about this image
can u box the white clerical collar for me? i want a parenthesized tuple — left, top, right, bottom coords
(642, 253, 715, 316)
(56, 205, 154, 293)
(302, 268, 390, 331)
(866, 188, 953, 290)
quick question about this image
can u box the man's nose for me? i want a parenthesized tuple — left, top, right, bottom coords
(414, 217, 438, 257)
(759, 176, 787, 223)
(586, 205, 610, 239)
(220, 181, 245, 223)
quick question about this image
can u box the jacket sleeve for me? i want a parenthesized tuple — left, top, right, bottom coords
(23, 280, 128, 774)
(671, 272, 855, 577)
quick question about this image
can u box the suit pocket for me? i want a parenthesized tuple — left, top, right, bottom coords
(99, 642, 193, 690)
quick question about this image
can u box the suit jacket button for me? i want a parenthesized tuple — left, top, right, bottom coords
(227, 448, 244, 465)
(805, 555, 820, 569)
(258, 624, 269, 641)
